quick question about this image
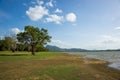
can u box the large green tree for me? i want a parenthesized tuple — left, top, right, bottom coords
(17, 25, 51, 55)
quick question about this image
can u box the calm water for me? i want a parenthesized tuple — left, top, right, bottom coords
(68, 51, 120, 70)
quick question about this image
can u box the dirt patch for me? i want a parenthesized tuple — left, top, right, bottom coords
(83, 59, 106, 64)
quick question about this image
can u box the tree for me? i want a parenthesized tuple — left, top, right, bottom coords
(4, 36, 12, 51)
(4, 36, 16, 52)
(0, 39, 6, 51)
(35, 44, 48, 52)
(17, 25, 51, 55)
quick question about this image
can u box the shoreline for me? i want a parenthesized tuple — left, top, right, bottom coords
(79, 55, 120, 79)
(68, 52, 120, 71)
(84, 54, 120, 71)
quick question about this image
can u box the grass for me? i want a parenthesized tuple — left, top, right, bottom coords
(0, 51, 62, 61)
(0, 51, 120, 80)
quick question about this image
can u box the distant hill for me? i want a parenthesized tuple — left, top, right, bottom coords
(46, 45, 88, 52)
(46, 45, 120, 52)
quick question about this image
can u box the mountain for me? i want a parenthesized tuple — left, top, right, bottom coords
(46, 45, 120, 52)
(46, 45, 63, 52)
(46, 45, 88, 52)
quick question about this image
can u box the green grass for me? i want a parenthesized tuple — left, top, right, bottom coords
(0, 51, 62, 61)
(27, 65, 83, 80)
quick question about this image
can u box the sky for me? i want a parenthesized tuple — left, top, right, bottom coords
(1, 0, 120, 50)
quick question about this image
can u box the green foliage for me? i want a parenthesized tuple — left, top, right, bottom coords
(35, 44, 48, 52)
(17, 25, 51, 55)
(0, 36, 16, 52)
(0, 39, 6, 51)
(16, 43, 25, 51)
(4, 37, 13, 50)
(0, 25, 51, 54)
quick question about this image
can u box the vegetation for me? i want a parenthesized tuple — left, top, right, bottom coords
(17, 25, 51, 55)
(0, 25, 51, 55)
(0, 51, 120, 80)
(0, 36, 16, 52)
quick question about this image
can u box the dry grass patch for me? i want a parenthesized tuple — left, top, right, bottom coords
(83, 59, 106, 64)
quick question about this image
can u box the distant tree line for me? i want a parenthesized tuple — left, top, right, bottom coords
(0, 25, 51, 55)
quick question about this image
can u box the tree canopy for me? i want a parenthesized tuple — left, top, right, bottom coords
(17, 25, 51, 55)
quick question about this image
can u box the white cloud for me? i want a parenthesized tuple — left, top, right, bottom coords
(50, 39, 73, 48)
(66, 13, 77, 22)
(96, 35, 119, 44)
(31, 0, 44, 5)
(11, 28, 21, 34)
(88, 35, 120, 50)
(26, 5, 48, 21)
(46, 14, 63, 24)
(55, 8, 62, 13)
(46, 0, 53, 7)
(37, 0, 44, 5)
(115, 27, 120, 30)
(26, 0, 77, 24)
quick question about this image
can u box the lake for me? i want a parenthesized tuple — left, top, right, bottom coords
(68, 51, 120, 70)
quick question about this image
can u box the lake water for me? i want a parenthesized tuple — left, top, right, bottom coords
(68, 51, 120, 70)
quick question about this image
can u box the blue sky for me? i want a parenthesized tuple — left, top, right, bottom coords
(1, 0, 120, 50)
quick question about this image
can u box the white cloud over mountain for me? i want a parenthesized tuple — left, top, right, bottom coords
(87, 35, 120, 50)
(50, 39, 73, 48)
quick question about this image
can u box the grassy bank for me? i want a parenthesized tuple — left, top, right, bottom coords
(0, 51, 120, 80)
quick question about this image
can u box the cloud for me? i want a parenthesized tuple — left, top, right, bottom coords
(66, 13, 77, 22)
(26, 5, 48, 21)
(55, 8, 62, 13)
(46, 0, 53, 7)
(46, 14, 63, 24)
(31, 0, 44, 5)
(96, 35, 119, 44)
(26, 0, 76, 24)
(50, 39, 73, 48)
(11, 28, 21, 34)
(114, 27, 120, 30)
(36, 0, 44, 5)
(88, 35, 120, 50)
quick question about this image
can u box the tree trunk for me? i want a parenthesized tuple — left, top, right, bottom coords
(31, 45, 35, 55)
